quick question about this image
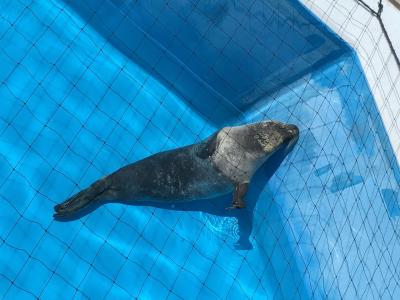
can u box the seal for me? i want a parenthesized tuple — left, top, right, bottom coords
(53, 120, 299, 219)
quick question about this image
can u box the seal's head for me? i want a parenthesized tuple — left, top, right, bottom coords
(249, 120, 299, 155)
(212, 120, 299, 183)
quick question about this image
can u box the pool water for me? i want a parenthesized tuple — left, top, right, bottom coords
(1, 0, 399, 299)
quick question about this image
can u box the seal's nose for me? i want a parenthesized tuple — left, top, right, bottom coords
(285, 124, 299, 138)
(282, 124, 299, 151)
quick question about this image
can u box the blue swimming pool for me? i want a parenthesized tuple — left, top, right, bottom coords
(1, 0, 399, 299)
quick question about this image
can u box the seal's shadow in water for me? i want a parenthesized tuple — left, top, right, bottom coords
(57, 146, 292, 250)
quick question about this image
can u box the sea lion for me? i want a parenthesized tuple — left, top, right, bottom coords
(53, 120, 299, 219)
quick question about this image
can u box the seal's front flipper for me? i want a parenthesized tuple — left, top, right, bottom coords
(54, 178, 109, 219)
(226, 182, 248, 210)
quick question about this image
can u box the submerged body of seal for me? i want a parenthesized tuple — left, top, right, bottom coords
(54, 120, 299, 219)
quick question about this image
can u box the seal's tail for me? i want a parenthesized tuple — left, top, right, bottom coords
(53, 178, 109, 219)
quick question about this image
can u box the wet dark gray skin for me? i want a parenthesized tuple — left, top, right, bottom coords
(54, 120, 299, 219)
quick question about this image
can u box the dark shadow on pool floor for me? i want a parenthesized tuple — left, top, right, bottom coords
(62, 0, 349, 127)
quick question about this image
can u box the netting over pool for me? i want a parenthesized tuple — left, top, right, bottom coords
(0, 0, 399, 299)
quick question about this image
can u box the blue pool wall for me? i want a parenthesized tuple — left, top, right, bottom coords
(0, 0, 400, 299)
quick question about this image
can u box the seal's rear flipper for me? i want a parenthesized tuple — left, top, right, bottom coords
(54, 178, 109, 219)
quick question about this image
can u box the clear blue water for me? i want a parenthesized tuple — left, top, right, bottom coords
(1, 0, 399, 299)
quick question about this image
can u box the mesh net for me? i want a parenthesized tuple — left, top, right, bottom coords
(0, 0, 399, 299)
